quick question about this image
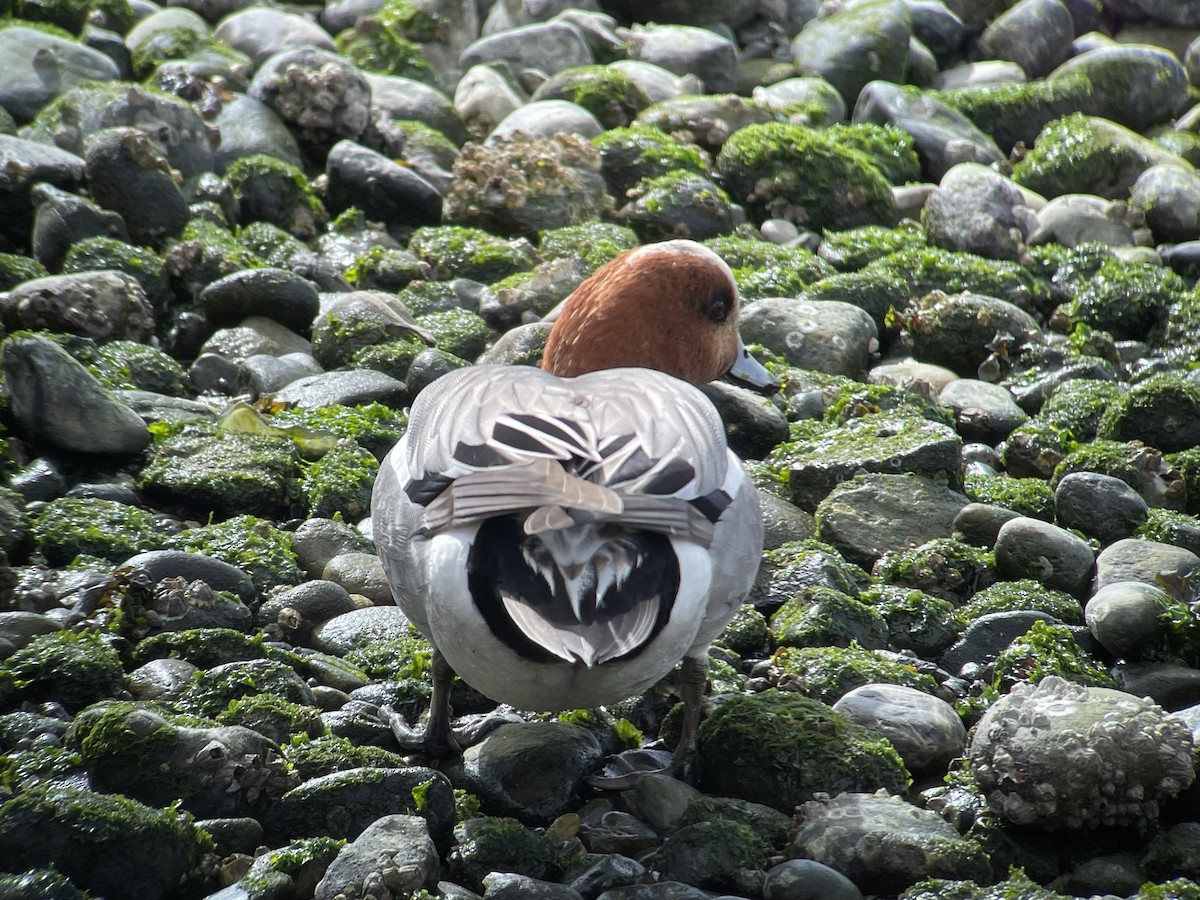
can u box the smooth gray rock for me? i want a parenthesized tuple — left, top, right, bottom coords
(832, 683, 966, 772)
(0, 270, 153, 343)
(30, 182, 127, 272)
(1132, 164, 1200, 244)
(211, 93, 304, 173)
(1085, 581, 1171, 659)
(2, 334, 149, 455)
(939, 379, 1028, 444)
(923, 162, 1029, 260)
(84, 127, 189, 245)
(0, 26, 120, 122)
(994, 516, 1095, 596)
(310, 605, 411, 656)
(273, 370, 407, 408)
(740, 298, 877, 378)
(1054, 471, 1149, 546)
(1094, 538, 1200, 593)
(214, 7, 335, 67)
(623, 23, 740, 94)
(763, 858, 863, 900)
(459, 20, 592, 77)
(977, 0, 1074, 78)
(487, 99, 603, 143)
(325, 139, 442, 229)
(200, 268, 321, 333)
(791, 0, 912, 107)
(0, 134, 86, 251)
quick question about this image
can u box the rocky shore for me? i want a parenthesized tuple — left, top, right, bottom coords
(6, 0, 1200, 898)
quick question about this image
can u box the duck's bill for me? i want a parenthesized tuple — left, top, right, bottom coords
(729, 337, 779, 390)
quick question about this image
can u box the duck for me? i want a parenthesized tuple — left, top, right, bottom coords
(370, 239, 775, 772)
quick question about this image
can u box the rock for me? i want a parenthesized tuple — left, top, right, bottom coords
(214, 7, 336, 68)
(250, 47, 372, 154)
(0, 783, 210, 899)
(459, 20, 593, 78)
(257, 580, 358, 645)
(763, 858, 864, 900)
(938, 379, 1028, 443)
(696, 690, 909, 812)
(264, 767, 454, 849)
(1027, 193, 1137, 247)
(1053, 44, 1191, 133)
(905, 291, 1039, 377)
(322, 551, 392, 604)
(0, 270, 153, 343)
(0, 134, 86, 252)
(922, 162, 1029, 260)
(272, 370, 408, 408)
(623, 23, 740, 94)
(1054, 472, 1149, 546)
(1085, 581, 1172, 660)
(83, 127, 189, 245)
(0, 26, 120, 122)
(2, 334, 149, 455)
(1133, 165, 1200, 244)
(698, 380, 790, 461)
(938, 610, 1059, 676)
(740, 298, 877, 378)
(1094, 538, 1200, 593)
(463, 723, 604, 824)
(970, 676, 1195, 829)
(790, 0, 912, 108)
(852, 80, 1004, 181)
(30, 183, 127, 272)
(977, 0, 1074, 78)
(325, 139, 443, 231)
(211, 94, 305, 174)
(310, 605, 410, 656)
(488, 99, 604, 143)
(314, 814, 440, 899)
(994, 516, 1095, 596)
(790, 791, 989, 895)
(645, 820, 767, 895)
(816, 473, 971, 568)
(832, 683, 966, 773)
(199, 267, 320, 333)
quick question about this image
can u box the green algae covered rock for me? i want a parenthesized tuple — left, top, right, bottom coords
(696, 690, 910, 812)
(716, 122, 897, 231)
(0, 630, 124, 711)
(1012, 113, 1193, 200)
(32, 496, 166, 564)
(0, 783, 212, 899)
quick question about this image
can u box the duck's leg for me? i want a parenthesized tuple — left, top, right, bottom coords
(424, 647, 460, 757)
(670, 652, 709, 777)
(389, 647, 461, 758)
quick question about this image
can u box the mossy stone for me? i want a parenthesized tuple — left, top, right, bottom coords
(32, 497, 166, 565)
(773, 643, 940, 705)
(768, 585, 889, 650)
(696, 690, 910, 812)
(0, 630, 124, 712)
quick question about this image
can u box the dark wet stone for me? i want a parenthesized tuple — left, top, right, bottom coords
(84, 127, 189, 246)
(201, 316, 312, 361)
(832, 683, 966, 773)
(0, 27, 120, 123)
(257, 580, 357, 646)
(1054, 44, 1191, 133)
(30, 183, 128, 272)
(816, 474, 971, 569)
(126, 656, 199, 701)
(195, 816, 264, 858)
(923, 162, 1029, 260)
(791, 0, 911, 108)
(939, 379, 1028, 443)
(0, 783, 210, 900)
(459, 20, 593, 79)
(763, 858, 864, 900)
(488, 100, 604, 143)
(0, 134, 86, 253)
(624, 24, 740, 95)
(790, 791, 989, 894)
(211, 93, 305, 173)
(326, 139, 443, 231)
(1085, 581, 1170, 660)
(122, 550, 257, 605)
(214, 7, 336, 68)
(292, 517, 375, 579)
(239, 352, 324, 396)
(740, 298, 877, 378)
(2, 334, 149, 455)
(699, 380, 790, 461)
(977, 0, 1074, 78)
(310, 605, 411, 656)
(200, 267, 320, 333)
(273, 369, 408, 408)
(463, 723, 604, 825)
(952, 502, 1025, 547)
(263, 766, 455, 849)
(366, 72, 467, 147)
(0, 270, 153, 343)
(1054, 472, 1149, 546)
(994, 517, 1095, 596)
(853, 80, 1004, 182)
(939, 610, 1059, 676)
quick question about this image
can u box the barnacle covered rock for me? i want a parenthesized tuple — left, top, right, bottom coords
(968, 675, 1195, 830)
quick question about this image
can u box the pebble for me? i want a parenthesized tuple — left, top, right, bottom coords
(832, 683, 966, 773)
(1094, 538, 1200, 593)
(0, 270, 153, 343)
(938, 378, 1028, 444)
(977, 0, 1075, 78)
(623, 24, 740, 94)
(923, 162, 1030, 260)
(0, 26, 120, 122)
(214, 7, 336, 68)
(2, 334, 149, 455)
(994, 516, 1095, 596)
(314, 814, 439, 900)
(325, 139, 443, 230)
(1054, 471, 1149, 545)
(739, 298, 877, 378)
(83, 127, 190, 246)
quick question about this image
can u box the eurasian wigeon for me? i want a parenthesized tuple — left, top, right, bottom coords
(370, 239, 774, 773)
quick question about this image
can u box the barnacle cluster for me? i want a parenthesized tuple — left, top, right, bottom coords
(969, 675, 1195, 830)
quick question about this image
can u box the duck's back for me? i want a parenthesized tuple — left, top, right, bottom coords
(371, 364, 762, 708)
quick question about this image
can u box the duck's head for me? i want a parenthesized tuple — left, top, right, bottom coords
(541, 239, 776, 389)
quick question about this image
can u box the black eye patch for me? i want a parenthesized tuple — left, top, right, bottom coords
(704, 288, 733, 323)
